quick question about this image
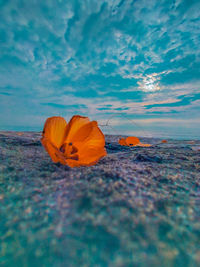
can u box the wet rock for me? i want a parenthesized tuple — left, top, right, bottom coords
(105, 142, 128, 153)
(134, 153, 163, 163)
(0, 131, 200, 267)
(153, 176, 172, 184)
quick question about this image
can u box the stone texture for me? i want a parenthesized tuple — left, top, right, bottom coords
(0, 131, 200, 267)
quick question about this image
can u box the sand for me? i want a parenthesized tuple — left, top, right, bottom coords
(0, 131, 200, 267)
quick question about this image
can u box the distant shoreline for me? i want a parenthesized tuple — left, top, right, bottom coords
(0, 130, 200, 141)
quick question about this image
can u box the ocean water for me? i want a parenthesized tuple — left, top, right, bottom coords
(0, 132, 200, 267)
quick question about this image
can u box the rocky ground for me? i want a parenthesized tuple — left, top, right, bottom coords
(0, 131, 200, 267)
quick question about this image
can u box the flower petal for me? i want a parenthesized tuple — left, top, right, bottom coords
(125, 136, 140, 146)
(70, 121, 94, 143)
(64, 115, 90, 143)
(75, 121, 107, 161)
(42, 116, 67, 148)
(69, 121, 107, 166)
(137, 143, 151, 147)
(66, 147, 107, 167)
(77, 121, 106, 149)
(41, 137, 67, 164)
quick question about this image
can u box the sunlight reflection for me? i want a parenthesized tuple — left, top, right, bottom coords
(139, 74, 161, 92)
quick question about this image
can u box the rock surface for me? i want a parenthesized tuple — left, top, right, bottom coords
(0, 131, 200, 267)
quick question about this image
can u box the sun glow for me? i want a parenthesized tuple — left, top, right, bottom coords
(139, 74, 161, 92)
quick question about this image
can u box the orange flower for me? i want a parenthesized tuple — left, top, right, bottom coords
(161, 140, 168, 143)
(125, 136, 140, 146)
(118, 136, 151, 147)
(41, 115, 107, 167)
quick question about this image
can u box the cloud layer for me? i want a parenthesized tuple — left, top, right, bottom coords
(0, 0, 200, 138)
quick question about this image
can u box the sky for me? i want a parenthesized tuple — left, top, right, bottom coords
(0, 0, 200, 139)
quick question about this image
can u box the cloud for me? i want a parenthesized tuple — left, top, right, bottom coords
(0, 0, 200, 138)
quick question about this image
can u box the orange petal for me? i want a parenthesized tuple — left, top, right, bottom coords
(66, 147, 107, 167)
(78, 121, 106, 148)
(42, 116, 67, 149)
(64, 115, 90, 143)
(70, 121, 94, 143)
(126, 136, 140, 146)
(161, 140, 168, 143)
(137, 143, 151, 147)
(41, 137, 67, 164)
(71, 121, 107, 166)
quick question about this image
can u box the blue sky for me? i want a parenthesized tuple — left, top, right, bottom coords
(0, 0, 200, 139)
